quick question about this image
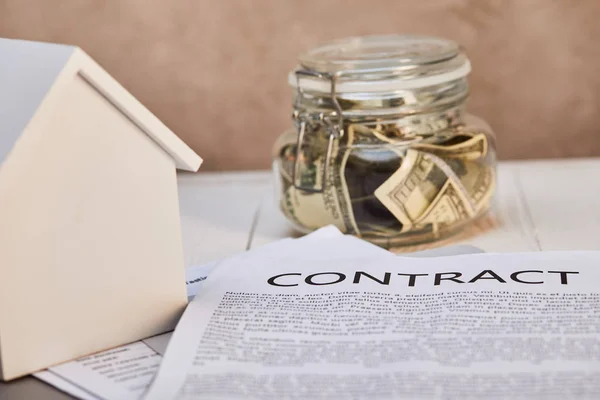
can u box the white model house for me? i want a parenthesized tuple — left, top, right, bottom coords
(0, 38, 202, 380)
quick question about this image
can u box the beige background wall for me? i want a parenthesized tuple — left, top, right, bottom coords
(1, 0, 599, 171)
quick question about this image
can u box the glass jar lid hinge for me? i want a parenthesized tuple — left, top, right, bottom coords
(291, 69, 345, 193)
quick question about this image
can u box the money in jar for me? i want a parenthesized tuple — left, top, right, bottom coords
(272, 35, 497, 248)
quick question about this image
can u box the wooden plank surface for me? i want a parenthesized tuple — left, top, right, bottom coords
(5, 158, 600, 400)
(516, 159, 600, 251)
(177, 171, 269, 266)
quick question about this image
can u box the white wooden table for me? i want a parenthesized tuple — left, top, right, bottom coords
(3, 158, 599, 399)
(179, 158, 600, 268)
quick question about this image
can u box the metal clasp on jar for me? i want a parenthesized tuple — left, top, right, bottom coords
(291, 69, 344, 193)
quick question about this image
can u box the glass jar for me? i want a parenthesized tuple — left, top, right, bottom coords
(272, 35, 496, 248)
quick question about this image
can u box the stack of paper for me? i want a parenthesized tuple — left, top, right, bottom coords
(35, 227, 479, 399)
(38, 226, 600, 399)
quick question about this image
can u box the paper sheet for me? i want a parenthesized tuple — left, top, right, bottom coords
(184, 262, 218, 301)
(35, 370, 100, 400)
(35, 226, 483, 400)
(53, 342, 159, 399)
(144, 251, 600, 399)
(406, 244, 484, 258)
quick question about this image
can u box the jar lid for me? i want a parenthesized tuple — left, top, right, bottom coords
(289, 35, 471, 93)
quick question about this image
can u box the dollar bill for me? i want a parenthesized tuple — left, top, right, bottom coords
(413, 132, 488, 160)
(277, 143, 296, 184)
(279, 127, 359, 234)
(373, 112, 453, 137)
(366, 223, 437, 249)
(414, 178, 474, 226)
(335, 128, 361, 234)
(351, 124, 418, 156)
(373, 149, 466, 231)
(450, 159, 496, 212)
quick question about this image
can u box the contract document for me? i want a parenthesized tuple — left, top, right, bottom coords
(145, 251, 600, 400)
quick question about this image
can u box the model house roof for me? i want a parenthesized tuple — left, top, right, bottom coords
(0, 38, 201, 171)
